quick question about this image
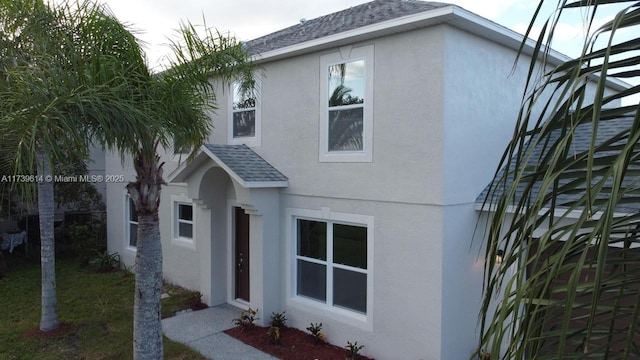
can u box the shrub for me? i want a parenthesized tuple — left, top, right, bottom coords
(233, 307, 259, 328)
(306, 322, 326, 344)
(89, 251, 120, 272)
(345, 341, 365, 359)
(266, 326, 281, 344)
(184, 291, 208, 311)
(269, 310, 287, 328)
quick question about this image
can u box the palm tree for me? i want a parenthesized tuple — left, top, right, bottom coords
(477, 1, 640, 358)
(1, 2, 255, 358)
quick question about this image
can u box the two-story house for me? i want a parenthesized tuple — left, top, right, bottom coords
(105, 0, 628, 358)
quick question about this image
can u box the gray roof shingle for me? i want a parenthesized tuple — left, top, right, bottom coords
(244, 0, 450, 54)
(477, 116, 640, 213)
(203, 144, 288, 183)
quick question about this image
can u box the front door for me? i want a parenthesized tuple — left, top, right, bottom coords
(234, 207, 250, 302)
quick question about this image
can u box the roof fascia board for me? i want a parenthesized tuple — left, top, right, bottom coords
(475, 202, 632, 219)
(253, 5, 629, 92)
(245, 180, 289, 188)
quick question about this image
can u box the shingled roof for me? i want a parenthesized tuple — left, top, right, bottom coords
(476, 116, 640, 213)
(202, 144, 288, 186)
(244, 0, 450, 54)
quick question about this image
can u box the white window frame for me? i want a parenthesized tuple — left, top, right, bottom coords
(228, 78, 261, 147)
(124, 193, 137, 251)
(171, 194, 196, 250)
(286, 207, 374, 330)
(319, 45, 374, 163)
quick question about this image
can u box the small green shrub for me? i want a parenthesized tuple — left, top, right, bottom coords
(269, 310, 287, 328)
(306, 322, 326, 344)
(266, 326, 281, 344)
(89, 251, 120, 272)
(233, 307, 259, 327)
(345, 341, 365, 359)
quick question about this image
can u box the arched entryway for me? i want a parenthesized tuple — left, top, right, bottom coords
(168, 144, 288, 324)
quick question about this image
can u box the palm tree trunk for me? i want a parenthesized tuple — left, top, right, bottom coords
(130, 150, 165, 360)
(133, 211, 163, 359)
(37, 151, 59, 332)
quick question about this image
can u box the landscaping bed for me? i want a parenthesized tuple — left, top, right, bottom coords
(225, 323, 372, 360)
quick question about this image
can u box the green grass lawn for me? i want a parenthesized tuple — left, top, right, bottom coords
(0, 256, 207, 360)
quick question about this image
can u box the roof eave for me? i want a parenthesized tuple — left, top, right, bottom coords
(252, 5, 630, 92)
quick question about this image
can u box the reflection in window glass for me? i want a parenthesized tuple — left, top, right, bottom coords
(327, 60, 365, 152)
(232, 83, 256, 138)
(328, 60, 365, 106)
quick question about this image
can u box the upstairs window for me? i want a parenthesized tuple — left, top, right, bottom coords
(328, 60, 365, 152)
(320, 45, 373, 162)
(229, 80, 261, 147)
(232, 83, 256, 138)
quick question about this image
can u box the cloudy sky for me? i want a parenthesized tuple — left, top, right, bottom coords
(71, 0, 629, 69)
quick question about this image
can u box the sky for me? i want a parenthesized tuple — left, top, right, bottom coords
(68, 0, 630, 69)
(49, 0, 637, 104)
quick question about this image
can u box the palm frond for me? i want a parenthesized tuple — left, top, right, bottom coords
(477, 1, 640, 358)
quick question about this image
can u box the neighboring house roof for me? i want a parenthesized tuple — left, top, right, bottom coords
(476, 116, 639, 213)
(244, 0, 449, 54)
(168, 144, 288, 188)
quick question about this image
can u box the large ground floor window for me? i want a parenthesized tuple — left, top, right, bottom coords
(291, 209, 373, 317)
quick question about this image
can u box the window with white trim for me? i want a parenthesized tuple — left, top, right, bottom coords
(228, 80, 261, 147)
(175, 202, 193, 240)
(126, 197, 137, 248)
(320, 45, 374, 162)
(294, 217, 370, 314)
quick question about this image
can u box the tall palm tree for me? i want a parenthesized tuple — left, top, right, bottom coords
(1, 2, 255, 358)
(477, 1, 640, 359)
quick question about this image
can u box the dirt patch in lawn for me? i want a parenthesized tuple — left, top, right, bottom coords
(23, 322, 77, 339)
(225, 325, 372, 360)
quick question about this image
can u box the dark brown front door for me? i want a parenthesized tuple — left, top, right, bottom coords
(234, 207, 250, 302)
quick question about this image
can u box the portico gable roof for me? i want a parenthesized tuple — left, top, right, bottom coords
(168, 144, 288, 188)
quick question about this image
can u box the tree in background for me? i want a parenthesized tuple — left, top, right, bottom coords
(478, 1, 639, 358)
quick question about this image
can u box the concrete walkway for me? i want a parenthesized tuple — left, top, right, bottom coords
(162, 303, 277, 360)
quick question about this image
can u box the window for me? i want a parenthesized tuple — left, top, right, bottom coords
(328, 60, 365, 152)
(126, 197, 137, 248)
(294, 215, 371, 315)
(175, 203, 193, 240)
(228, 80, 261, 147)
(320, 45, 374, 162)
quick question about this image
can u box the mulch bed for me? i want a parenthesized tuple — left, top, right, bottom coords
(23, 322, 77, 339)
(225, 325, 372, 360)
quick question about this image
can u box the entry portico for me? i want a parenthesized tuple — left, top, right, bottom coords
(168, 144, 287, 324)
